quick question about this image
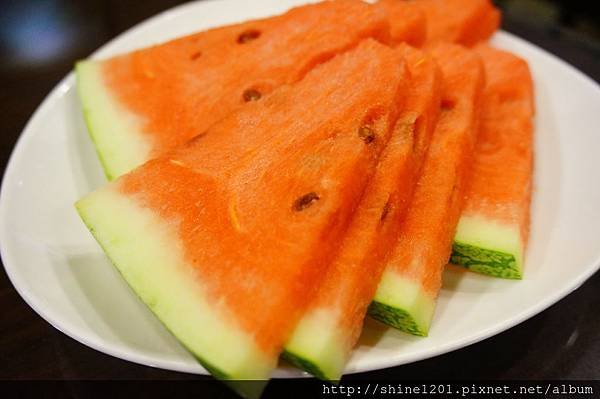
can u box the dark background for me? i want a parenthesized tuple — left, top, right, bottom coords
(1, 0, 599, 397)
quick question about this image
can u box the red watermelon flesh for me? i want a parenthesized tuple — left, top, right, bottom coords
(76, 40, 409, 388)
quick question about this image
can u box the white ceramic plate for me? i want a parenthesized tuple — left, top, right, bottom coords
(2, 0, 600, 378)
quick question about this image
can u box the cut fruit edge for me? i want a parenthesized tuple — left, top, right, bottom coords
(76, 62, 151, 180)
(282, 308, 347, 382)
(451, 215, 524, 279)
(369, 269, 436, 337)
(367, 216, 525, 338)
(75, 186, 275, 384)
(278, 44, 443, 380)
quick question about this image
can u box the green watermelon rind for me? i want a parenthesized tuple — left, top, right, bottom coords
(368, 301, 427, 337)
(75, 61, 151, 180)
(282, 309, 347, 382)
(81, 218, 231, 380)
(451, 241, 521, 279)
(369, 271, 436, 337)
(451, 215, 524, 280)
(281, 350, 329, 381)
(75, 187, 273, 395)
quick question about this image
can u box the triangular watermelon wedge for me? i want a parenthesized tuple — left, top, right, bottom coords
(76, 0, 390, 179)
(282, 44, 442, 381)
(369, 43, 485, 336)
(76, 40, 409, 394)
(451, 45, 534, 279)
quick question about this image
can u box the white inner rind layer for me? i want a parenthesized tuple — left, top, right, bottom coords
(284, 308, 347, 381)
(454, 214, 523, 271)
(76, 62, 151, 180)
(75, 187, 275, 380)
(373, 269, 436, 334)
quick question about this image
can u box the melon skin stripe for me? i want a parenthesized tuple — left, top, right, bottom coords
(282, 44, 442, 380)
(76, 187, 274, 383)
(451, 243, 519, 279)
(368, 270, 435, 336)
(451, 216, 523, 279)
(369, 44, 485, 336)
(450, 45, 534, 280)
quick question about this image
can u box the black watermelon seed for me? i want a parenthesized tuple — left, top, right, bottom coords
(237, 29, 261, 44)
(293, 192, 320, 211)
(243, 88, 262, 102)
(380, 199, 392, 222)
(358, 125, 376, 144)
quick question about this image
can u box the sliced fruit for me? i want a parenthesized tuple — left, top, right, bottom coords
(451, 45, 534, 279)
(77, 0, 391, 179)
(283, 44, 442, 381)
(376, 0, 427, 47)
(416, 0, 500, 46)
(76, 40, 408, 393)
(369, 43, 485, 336)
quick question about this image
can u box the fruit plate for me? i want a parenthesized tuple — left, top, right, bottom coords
(1, 0, 600, 378)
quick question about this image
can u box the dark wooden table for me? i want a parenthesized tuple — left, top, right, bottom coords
(1, 1, 599, 397)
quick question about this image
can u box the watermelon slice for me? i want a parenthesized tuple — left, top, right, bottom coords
(416, 0, 500, 46)
(282, 44, 441, 381)
(369, 43, 485, 336)
(451, 45, 534, 279)
(375, 0, 427, 47)
(76, 0, 391, 179)
(76, 40, 409, 393)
